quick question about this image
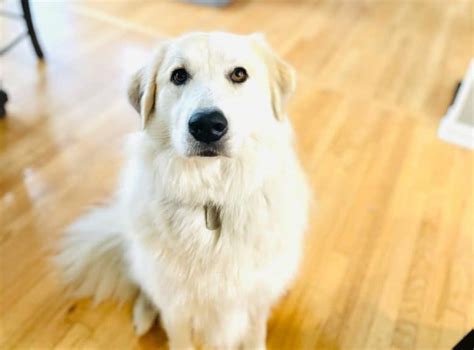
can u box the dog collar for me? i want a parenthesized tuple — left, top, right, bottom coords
(205, 204, 221, 230)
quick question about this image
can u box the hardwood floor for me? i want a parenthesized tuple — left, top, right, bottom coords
(0, 0, 472, 349)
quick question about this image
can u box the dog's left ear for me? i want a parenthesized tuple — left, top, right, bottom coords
(128, 42, 168, 129)
(251, 33, 296, 121)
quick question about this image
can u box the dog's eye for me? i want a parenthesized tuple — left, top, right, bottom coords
(171, 68, 189, 85)
(229, 67, 248, 84)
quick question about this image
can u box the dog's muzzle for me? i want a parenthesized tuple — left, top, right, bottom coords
(188, 109, 228, 157)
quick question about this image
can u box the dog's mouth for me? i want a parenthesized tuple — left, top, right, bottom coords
(197, 149, 219, 157)
(188, 142, 227, 158)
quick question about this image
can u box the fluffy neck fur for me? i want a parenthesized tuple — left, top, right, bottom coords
(126, 122, 293, 210)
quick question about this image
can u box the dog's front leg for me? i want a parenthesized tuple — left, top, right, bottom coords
(161, 309, 194, 350)
(133, 291, 158, 336)
(240, 308, 268, 350)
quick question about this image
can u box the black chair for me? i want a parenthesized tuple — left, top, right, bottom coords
(0, 0, 44, 117)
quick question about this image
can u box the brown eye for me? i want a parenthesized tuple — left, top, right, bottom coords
(229, 67, 248, 83)
(171, 68, 189, 85)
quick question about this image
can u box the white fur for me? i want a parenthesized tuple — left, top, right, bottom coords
(58, 32, 310, 349)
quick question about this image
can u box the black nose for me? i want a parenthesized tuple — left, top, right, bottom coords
(188, 110, 228, 143)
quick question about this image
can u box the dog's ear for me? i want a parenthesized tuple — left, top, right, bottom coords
(128, 43, 168, 129)
(251, 33, 296, 121)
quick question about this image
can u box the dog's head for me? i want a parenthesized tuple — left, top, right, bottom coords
(128, 32, 295, 158)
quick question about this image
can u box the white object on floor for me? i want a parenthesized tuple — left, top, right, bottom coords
(185, 0, 230, 6)
(438, 59, 474, 149)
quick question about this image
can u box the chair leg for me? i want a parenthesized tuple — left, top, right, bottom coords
(0, 89, 8, 118)
(20, 0, 44, 60)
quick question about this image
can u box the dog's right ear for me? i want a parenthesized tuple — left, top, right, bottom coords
(128, 42, 168, 129)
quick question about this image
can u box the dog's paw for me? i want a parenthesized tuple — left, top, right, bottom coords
(133, 293, 157, 336)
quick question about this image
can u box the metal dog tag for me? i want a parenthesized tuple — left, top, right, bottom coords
(205, 205, 221, 230)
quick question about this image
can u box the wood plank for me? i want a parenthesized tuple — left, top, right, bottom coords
(1, 0, 472, 348)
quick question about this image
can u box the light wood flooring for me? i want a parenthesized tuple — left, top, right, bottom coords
(0, 0, 473, 349)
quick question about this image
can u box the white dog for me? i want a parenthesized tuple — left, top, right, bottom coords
(58, 32, 309, 349)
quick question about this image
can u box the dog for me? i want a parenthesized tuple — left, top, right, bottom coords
(57, 32, 310, 349)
